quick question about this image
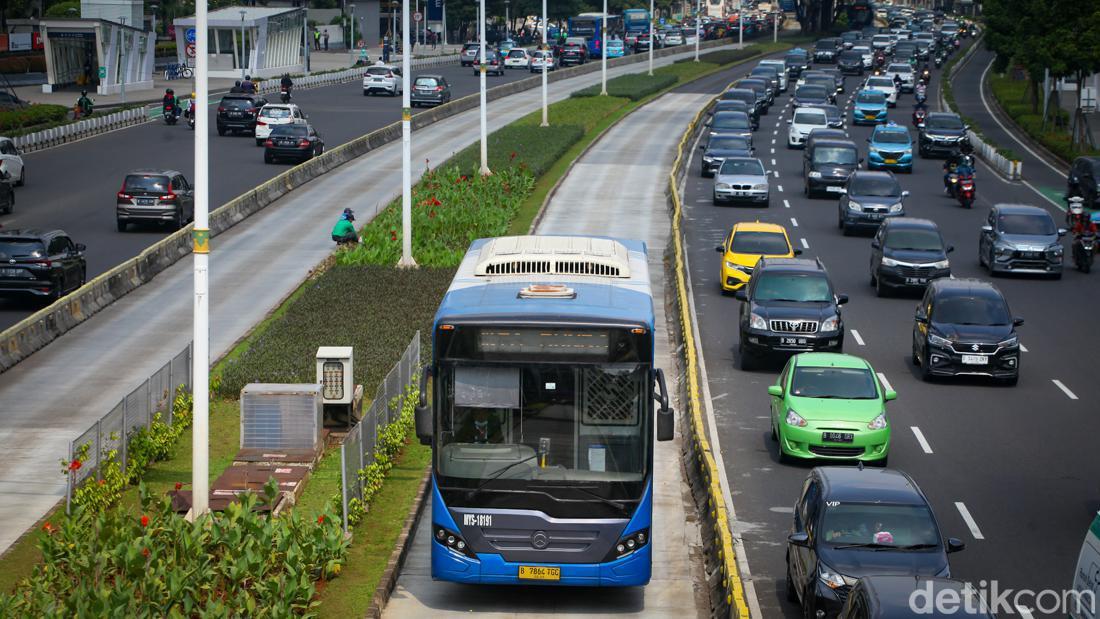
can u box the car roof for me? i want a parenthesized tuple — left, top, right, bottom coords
(859, 576, 993, 617)
(758, 257, 825, 272)
(221, 93, 262, 100)
(992, 203, 1050, 216)
(882, 216, 938, 230)
(793, 352, 870, 370)
(873, 123, 910, 134)
(816, 466, 926, 504)
(811, 139, 858, 149)
(850, 169, 897, 181)
(416, 74, 445, 79)
(0, 228, 58, 239)
(733, 221, 787, 234)
(127, 168, 182, 176)
(926, 111, 961, 120)
(929, 277, 1001, 296)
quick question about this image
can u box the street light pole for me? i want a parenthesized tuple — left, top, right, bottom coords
(150, 4, 158, 41)
(191, 0, 211, 520)
(478, 0, 490, 175)
(600, 0, 607, 94)
(304, 6, 311, 75)
(118, 18, 127, 103)
(738, 0, 743, 49)
(240, 10, 247, 81)
(648, 0, 653, 76)
(399, 0, 415, 267)
(442, 1, 447, 46)
(504, 0, 509, 37)
(773, 9, 777, 43)
(540, 0, 547, 127)
(693, 0, 699, 61)
(350, 4, 356, 53)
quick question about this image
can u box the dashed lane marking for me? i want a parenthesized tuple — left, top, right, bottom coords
(1052, 379, 1078, 400)
(800, 238, 809, 249)
(789, 217, 798, 227)
(954, 502, 985, 540)
(851, 329, 864, 346)
(910, 426, 933, 454)
(876, 372, 894, 393)
(783, 199, 790, 208)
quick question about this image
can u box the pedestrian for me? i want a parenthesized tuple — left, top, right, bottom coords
(430, 31, 436, 49)
(382, 37, 392, 63)
(313, 28, 321, 50)
(323, 30, 329, 51)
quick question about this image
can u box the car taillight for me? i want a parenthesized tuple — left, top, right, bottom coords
(161, 193, 177, 202)
(298, 139, 311, 148)
(217, 106, 225, 112)
(264, 139, 274, 147)
(247, 107, 257, 114)
(435, 86, 444, 91)
(256, 120, 266, 126)
(117, 192, 131, 200)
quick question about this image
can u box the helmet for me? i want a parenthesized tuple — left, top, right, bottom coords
(166, 88, 174, 95)
(342, 207, 355, 221)
(244, 75, 251, 81)
(80, 89, 87, 96)
(191, 92, 196, 98)
(1069, 196, 1086, 215)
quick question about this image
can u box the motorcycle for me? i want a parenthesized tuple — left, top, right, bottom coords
(934, 54, 944, 68)
(956, 172, 975, 208)
(946, 172, 959, 198)
(1073, 232, 1096, 273)
(913, 108, 928, 128)
(280, 89, 292, 104)
(163, 104, 178, 125)
(920, 69, 931, 84)
(915, 90, 928, 106)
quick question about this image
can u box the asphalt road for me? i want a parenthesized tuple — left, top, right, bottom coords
(0, 61, 536, 328)
(681, 40, 1098, 617)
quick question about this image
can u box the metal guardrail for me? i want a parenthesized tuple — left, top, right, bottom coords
(340, 332, 420, 533)
(65, 343, 192, 512)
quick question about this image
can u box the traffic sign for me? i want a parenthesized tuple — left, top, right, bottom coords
(185, 27, 196, 43)
(659, 17, 665, 25)
(413, 11, 422, 22)
(98, 66, 106, 79)
(185, 43, 196, 58)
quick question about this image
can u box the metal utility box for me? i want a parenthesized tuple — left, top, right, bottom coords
(240, 383, 323, 451)
(316, 346, 354, 405)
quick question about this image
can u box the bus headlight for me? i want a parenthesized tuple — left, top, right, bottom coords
(434, 525, 478, 559)
(605, 528, 649, 561)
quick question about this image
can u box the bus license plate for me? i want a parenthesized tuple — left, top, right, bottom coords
(822, 432, 854, 443)
(961, 354, 988, 365)
(518, 566, 560, 581)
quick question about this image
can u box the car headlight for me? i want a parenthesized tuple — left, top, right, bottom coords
(928, 333, 952, 348)
(880, 256, 899, 267)
(808, 171, 822, 178)
(716, 183, 731, 190)
(785, 409, 808, 427)
(867, 412, 888, 430)
(995, 244, 1014, 256)
(847, 200, 862, 211)
(889, 202, 904, 213)
(998, 335, 1019, 348)
(749, 313, 768, 330)
(753, 183, 769, 191)
(820, 315, 840, 332)
(929, 259, 950, 269)
(725, 261, 751, 272)
(819, 564, 856, 589)
(1048, 245, 1064, 256)
(703, 155, 714, 162)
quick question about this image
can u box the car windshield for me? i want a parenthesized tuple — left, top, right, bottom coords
(709, 136, 750, 151)
(850, 176, 901, 197)
(814, 147, 858, 165)
(934, 294, 1011, 325)
(889, 64, 911, 73)
(998, 213, 1056, 235)
(867, 78, 894, 88)
(840, 52, 862, 62)
(819, 106, 841, 122)
(718, 159, 764, 176)
(857, 91, 886, 104)
(508, 49, 526, 57)
(721, 90, 752, 103)
(729, 231, 789, 255)
(822, 503, 941, 547)
(791, 366, 878, 399)
(875, 130, 910, 144)
(123, 174, 170, 192)
(270, 125, 308, 137)
(797, 86, 828, 99)
(852, 46, 871, 53)
(885, 228, 942, 250)
(261, 107, 292, 118)
(714, 114, 750, 130)
(927, 115, 964, 130)
(814, 41, 835, 50)
(795, 111, 828, 125)
(752, 273, 832, 302)
(221, 98, 253, 109)
(0, 240, 46, 259)
(415, 77, 440, 88)
(366, 67, 393, 75)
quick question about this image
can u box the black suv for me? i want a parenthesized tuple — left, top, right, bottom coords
(784, 50, 810, 79)
(720, 88, 764, 123)
(918, 112, 969, 158)
(786, 467, 965, 619)
(912, 278, 1023, 384)
(870, 217, 952, 295)
(0, 229, 86, 301)
(1067, 156, 1100, 207)
(837, 50, 864, 75)
(804, 139, 861, 198)
(216, 94, 269, 136)
(813, 38, 842, 63)
(838, 576, 996, 618)
(734, 257, 847, 370)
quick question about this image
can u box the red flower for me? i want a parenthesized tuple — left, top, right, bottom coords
(174, 482, 183, 491)
(140, 515, 150, 528)
(142, 547, 150, 558)
(98, 479, 105, 486)
(42, 522, 54, 534)
(68, 459, 82, 472)
(390, 232, 397, 242)
(317, 514, 325, 524)
(509, 151, 517, 161)
(430, 197, 442, 206)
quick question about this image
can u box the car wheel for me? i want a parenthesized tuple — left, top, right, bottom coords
(255, 139, 264, 147)
(919, 349, 934, 382)
(17, 167, 24, 187)
(875, 274, 888, 297)
(870, 454, 889, 467)
(838, 211, 846, 230)
(264, 153, 274, 164)
(363, 90, 369, 96)
(173, 210, 184, 231)
(117, 219, 127, 232)
(785, 556, 799, 603)
(986, 248, 996, 274)
(79, 268, 86, 288)
(217, 126, 226, 136)
(801, 584, 818, 619)
(738, 338, 756, 371)
(999, 373, 1019, 387)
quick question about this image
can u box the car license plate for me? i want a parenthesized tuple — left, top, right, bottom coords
(0, 267, 26, 278)
(864, 114, 875, 120)
(905, 277, 927, 285)
(822, 432, 854, 443)
(1022, 251, 1039, 258)
(518, 566, 560, 581)
(780, 337, 807, 345)
(229, 111, 242, 117)
(826, 186, 843, 193)
(885, 158, 897, 164)
(961, 354, 989, 365)
(137, 198, 155, 205)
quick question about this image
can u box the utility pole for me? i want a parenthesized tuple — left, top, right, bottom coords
(693, 0, 699, 61)
(240, 10, 247, 81)
(118, 18, 127, 103)
(304, 6, 311, 75)
(191, 0, 211, 520)
(505, 0, 510, 37)
(478, 0, 490, 175)
(540, 0, 548, 126)
(648, 0, 654, 76)
(773, 9, 777, 43)
(600, 0, 607, 94)
(350, 4, 356, 53)
(400, 0, 415, 267)
(738, 0, 743, 49)
(442, 0, 447, 46)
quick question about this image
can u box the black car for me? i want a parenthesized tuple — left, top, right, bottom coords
(749, 66, 781, 97)
(0, 229, 86, 301)
(0, 174, 13, 214)
(473, 49, 505, 76)
(216, 94, 269, 136)
(813, 37, 842, 63)
(793, 84, 831, 109)
(711, 99, 759, 130)
(839, 170, 909, 235)
(870, 218, 953, 295)
(805, 128, 849, 155)
(837, 576, 996, 618)
(918, 113, 969, 157)
(1067, 156, 1100, 206)
(818, 67, 846, 93)
(736, 78, 774, 108)
(700, 135, 754, 176)
(912, 278, 1023, 384)
(802, 73, 839, 101)
(263, 124, 325, 164)
(978, 203, 1065, 277)
(410, 74, 452, 107)
(837, 50, 865, 75)
(116, 169, 195, 231)
(787, 467, 966, 619)
(735, 257, 847, 369)
(722, 87, 766, 119)
(817, 104, 844, 129)
(804, 139, 861, 198)
(785, 50, 810, 79)
(559, 41, 588, 65)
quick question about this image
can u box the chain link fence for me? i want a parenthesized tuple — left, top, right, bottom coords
(340, 333, 420, 532)
(66, 344, 193, 512)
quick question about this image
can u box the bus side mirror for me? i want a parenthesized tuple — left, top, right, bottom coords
(654, 368, 674, 441)
(414, 366, 433, 446)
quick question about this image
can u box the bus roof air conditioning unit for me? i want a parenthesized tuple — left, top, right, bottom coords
(474, 235, 631, 278)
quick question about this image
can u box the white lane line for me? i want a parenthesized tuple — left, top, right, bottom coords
(783, 199, 790, 208)
(954, 502, 985, 540)
(1020, 343, 1028, 353)
(978, 57, 1063, 177)
(851, 329, 865, 346)
(773, 129, 778, 135)
(771, 158, 777, 165)
(770, 147, 775, 154)
(800, 237, 809, 249)
(711, 392, 728, 402)
(774, 170, 780, 178)
(771, 138, 776, 144)
(778, 184, 784, 192)
(1052, 379, 1079, 400)
(769, 506, 795, 514)
(790, 217, 798, 227)
(910, 426, 934, 454)
(876, 372, 894, 393)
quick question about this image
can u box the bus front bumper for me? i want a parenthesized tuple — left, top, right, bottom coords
(432, 539, 652, 587)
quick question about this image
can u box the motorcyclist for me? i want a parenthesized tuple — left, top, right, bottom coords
(280, 73, 293, 93)
(1068, 197, 1098, 236)
(240, 75, 256, 94)
(915, 81, 928, 103)
(331, 208, 359, 245)
(230, 80, 243, 93)
(184, 91, 196, 120)
(943, 146, 969, 192)
(162, 88, 179, 119)
(892, 72, 903, 93)
(912, 102, 928, 126)
(75, 89, 94, 117)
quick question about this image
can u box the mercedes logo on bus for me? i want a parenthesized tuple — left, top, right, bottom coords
(531, 531, 550, 549)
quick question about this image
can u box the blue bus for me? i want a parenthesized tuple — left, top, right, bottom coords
(569, 13, 625, 57)
(623, 8, 650, 36)
(415, 235, 675, 587)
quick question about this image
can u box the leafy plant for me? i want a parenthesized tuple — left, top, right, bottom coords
(572, 73, 679, 100)
(0, 105, 68, 132)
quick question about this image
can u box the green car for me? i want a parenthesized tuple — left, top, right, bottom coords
(768, 352, 895, 465)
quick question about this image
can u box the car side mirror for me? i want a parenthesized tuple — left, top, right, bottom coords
(981, 224, 993, 233)
(414, 366, 434, 445)
(946, 245, 955, 253)
(704, 120, 711, 127)
(699, 143, 706, 149)
(946, 537, 966, 553)
(787, 532, 810, 547)
(871, 240, 881, 249)
(836, 294, 849, 305)
(858, 158, 864, 164)
(734, 289, 748, 302)
(768, 385, 783, 397)
(915, 308, 928, 323)
(963, 125, 970, 132)
(793, 249, 803, 256)
(1013, 317, 1025, 327)
(715, 245, 725, 253)
(901, 190, 910, 197)
(884, 389, 897, 401)
(786, 118, 792, 124)
(1058, 228, 1067, 237)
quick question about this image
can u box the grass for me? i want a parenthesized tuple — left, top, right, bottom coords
(987, 71, 1100, 163)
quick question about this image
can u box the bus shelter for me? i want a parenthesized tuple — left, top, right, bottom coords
(40, 19, 153, 95)
(173, 7, 305, 80)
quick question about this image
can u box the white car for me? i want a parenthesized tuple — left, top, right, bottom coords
(528, 49, 556, 72)
(664, 31, 683, 45)
(787, 107, 829, 149)
(0, 137, 25, 186)
(872, 34, 894, 54)
(758, 59, 790, 90)
(887, 63, 916, 92)
(852, 45, 874, 68)
(864, 76, 899, 107)
(254, 104, 306, 145)
(362, 64, 402, 96)
(503, 48, 531, 69)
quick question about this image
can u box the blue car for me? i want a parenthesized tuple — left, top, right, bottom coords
(852, 89, 889, 125)
(867, 121, 914, 172)
(606, 39, 627, 58)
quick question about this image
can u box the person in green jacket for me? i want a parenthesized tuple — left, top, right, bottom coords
(332, 208, 359, 244)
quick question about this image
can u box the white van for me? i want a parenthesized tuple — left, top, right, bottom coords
(1071, 510, 1100, 619)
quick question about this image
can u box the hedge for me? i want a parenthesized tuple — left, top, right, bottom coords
(987, 71, 1100, 163)
(0, 104, 68, 132)
(572, 73, 679, 100)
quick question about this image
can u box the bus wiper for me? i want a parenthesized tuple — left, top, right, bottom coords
(466, 454, 539, 501)
(832, 542, 897, 550)
(540, 484, 631, 516)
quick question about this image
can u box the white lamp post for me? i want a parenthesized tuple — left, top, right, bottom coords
(540, 0, 547, 126)
(240, 10, 247, 81)
(600, 0, 607, 94)
(191, 0, 211, 520)
(693, 0, 700, 61)
(350, 4, 356, 53)
(399, 0, 416, 267)
(478, 0, 490, 175)
(648, 0, 654, 76)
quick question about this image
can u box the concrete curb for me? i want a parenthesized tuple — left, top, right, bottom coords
(0, 37, 762, 375)
(366, 467, 431, 619)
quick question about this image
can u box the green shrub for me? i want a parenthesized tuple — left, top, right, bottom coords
(514, 95, 629, 132)
(571, 73, 678, 100)
(0, 104, 68, 131)
(448, 123, 585, 177)
(154, 41, 177, 56)
(217, 266, 454, 397)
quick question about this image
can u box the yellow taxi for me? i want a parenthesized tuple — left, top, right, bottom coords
(715, 222, 800, 292)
